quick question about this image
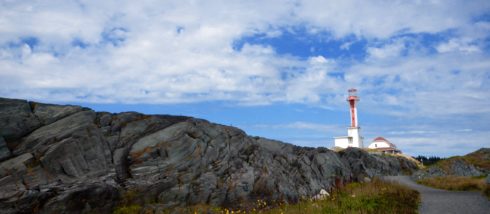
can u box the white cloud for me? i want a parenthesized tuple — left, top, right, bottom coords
(295, 0, 490, 38)
(0, 0, 489, 119)
(367, 40, 406, 59)
(436, 38, 481, 53)
(345, 50, 490, 117)
(388, 130, 490, 157)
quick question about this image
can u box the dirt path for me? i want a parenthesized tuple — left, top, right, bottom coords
(384, 176, 490, 214)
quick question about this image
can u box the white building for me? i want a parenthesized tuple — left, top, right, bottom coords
(334, 89, 364, 148)
(367, 137, 401, 154)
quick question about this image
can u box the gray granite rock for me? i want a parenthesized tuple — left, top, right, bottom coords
(0, 153, 34, 177)
(339, 147, 418, 181)
(0, 97, 420, 213)
(0, 98, 41, 141)
(40, 183, 120, 214)
(0, 136, 11, 161)
(127, 120, 353, 207)
(13, 110, 97, 155)
(412, 156, 485, 180)
(31, 102, 84, 125)
(449, 158, 482, 176)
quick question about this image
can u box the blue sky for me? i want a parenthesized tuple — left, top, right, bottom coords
(1, 0, 490, 157)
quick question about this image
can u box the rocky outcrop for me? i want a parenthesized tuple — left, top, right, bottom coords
(0, 98, 41, 143)
(339, 148, 419, 181)
(0, 136, 10, 161)
(126, 122, 351, 208)
(412, 148, 490, 180)
(0, 98, 418, 213)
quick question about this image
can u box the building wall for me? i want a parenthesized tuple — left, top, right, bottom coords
(368, 141, 391, 149)
(347, 127, 363, 148)
(334, 137, 350, 148)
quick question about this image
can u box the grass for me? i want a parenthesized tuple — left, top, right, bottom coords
(417, 176, 489, 199)
(113, 204, 143, 214)
(259, 178, 420, 214)
(113, 178, 420, 214)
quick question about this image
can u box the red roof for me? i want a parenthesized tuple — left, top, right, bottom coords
(373, 136, 388, 142)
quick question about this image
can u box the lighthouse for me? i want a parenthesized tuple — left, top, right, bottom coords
(348, 88, 359, 127)
(334, 88, 364, 148)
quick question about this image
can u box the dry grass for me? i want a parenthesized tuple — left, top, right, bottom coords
(417, 176, 488, 194)
(432, 148, 490, 174)
(462, 148, 490, 170)
(120, 178, 420, 214)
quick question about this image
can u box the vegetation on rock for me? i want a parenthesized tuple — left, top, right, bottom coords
(118, 178, 420, 214)
(412, 148, 489, 181)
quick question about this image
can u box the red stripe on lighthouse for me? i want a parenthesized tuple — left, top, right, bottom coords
(350, 100, 356, 127)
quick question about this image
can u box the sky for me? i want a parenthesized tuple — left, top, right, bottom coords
(1, 0, 489, 157)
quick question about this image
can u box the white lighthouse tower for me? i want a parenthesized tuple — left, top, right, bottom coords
(334, 88, 364, 148)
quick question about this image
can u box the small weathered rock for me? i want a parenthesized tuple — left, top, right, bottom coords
(312, 189, 330, 200)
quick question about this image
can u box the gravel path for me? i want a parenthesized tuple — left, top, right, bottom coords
(384, 176, 490, 214)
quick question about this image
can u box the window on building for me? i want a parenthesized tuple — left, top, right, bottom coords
(375, 144, 377, 147)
